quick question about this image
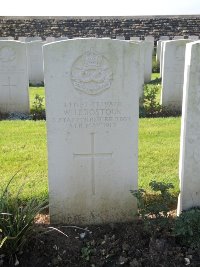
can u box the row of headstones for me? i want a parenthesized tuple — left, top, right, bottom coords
(0, 38, 154, 113)
(41, 39, 200, 223)
(0, 37, 199, 223)
(157, 37, 200, 111)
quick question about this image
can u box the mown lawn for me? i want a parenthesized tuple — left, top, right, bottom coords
(0, 117, 181, 201)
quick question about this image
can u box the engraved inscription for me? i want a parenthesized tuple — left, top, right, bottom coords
(0, 46, 16, 62)
(71, 48, 113, 95)
(74, 133, 113, 195)
(50, 101, 132, 129)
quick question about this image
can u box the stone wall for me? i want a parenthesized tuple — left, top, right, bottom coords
(0, 15, 200, 41)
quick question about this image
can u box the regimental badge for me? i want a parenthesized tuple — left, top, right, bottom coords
(71, 48, 113, 95)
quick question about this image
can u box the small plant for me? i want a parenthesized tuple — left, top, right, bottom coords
(174, 207, 200, 248)
(143, 85, 161, 117)
(31, 94, 46, 120)
(81, 243, 91, 261)
(131, 180, 176, 234)
(0, 173, 48, 265)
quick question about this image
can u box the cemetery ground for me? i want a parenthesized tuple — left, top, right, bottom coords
(1, 75, 200, 266)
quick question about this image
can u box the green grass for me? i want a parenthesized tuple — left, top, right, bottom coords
(0, 117, 181, 201)
(139, 117, 181, 194)
(0, 121, 48, 201)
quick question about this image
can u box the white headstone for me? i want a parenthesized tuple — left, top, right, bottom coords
(160, 40, 169, 77)
(173, 36, 184, 40)
(55, 37, 69, 41)
(143, 40, 154, 83)
(116, 36, 125, 40)
(156, 37, 169, 62)
(26, 41, 44, 85)
(145, 36, 154, 43)
(130, 37, 140, 41)
(159, 36, 170, 41)
(188, 35, 199, 41)
(46, 37, 56, 43)
(0, 41, 29, 113)
(25, 37, 42, 42)
(178, 41, 200, 213)
(0, 37, 14, 40)
(129, 40, 145, 97)
(18, 37, 27, 42)
(43, 38, 139, 224)
(161, 39, 192, 110)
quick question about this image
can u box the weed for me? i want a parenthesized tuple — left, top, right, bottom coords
(31, 94, 46, 120)
(81, 243, 91, 261)
(131, 180, 176, 235)
(0, 173, 48, 265)
(174, 207, 200, 248)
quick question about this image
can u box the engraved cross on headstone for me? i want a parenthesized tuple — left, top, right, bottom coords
(2, 76, 16, 100)
(74, 132, 113, 195)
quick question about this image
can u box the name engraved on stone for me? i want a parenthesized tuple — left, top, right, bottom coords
(73, 132, 113, 195)
(71, 48, 113, 95)
(0, 46, 16, 62)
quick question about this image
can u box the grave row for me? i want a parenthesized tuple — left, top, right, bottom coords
(1, 38, 200, 224)
(0, 38, 154, 113)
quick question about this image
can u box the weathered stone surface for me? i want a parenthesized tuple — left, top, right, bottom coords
(0, 41, 29, 113)
(161, 39, 192, 111)
(43, 38, 139, 224)
(178, 41, 200, 213)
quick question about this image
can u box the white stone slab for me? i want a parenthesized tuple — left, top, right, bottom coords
(130, 37, 140, 41)
(160, 40, 169, 77)
(159, 36, 170, 41)
(43, 38, 139, 225)
(145, 36, 154, 43)
(188, 35, 199, 41)
(25, 37, 42, 42)
(173, 36, 184, 40)
(46, 37, 56, 43)
(0, 37, 14, 40)
(129, 40, 145, 97)
(26, 41, 44, 85)
(143, 40, 154, 83)
(156, 37, 170, 62)
(55, 37, 69, 41)
(0, 41, 29, 113)
(116, 36, 125, 40)
(177, 41, 200, 213)
(161, 39, 192, 110)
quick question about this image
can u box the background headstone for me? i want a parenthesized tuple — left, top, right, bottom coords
(188, 35, 199, 41)
(55, 36, 69, 41)
(130, 37, 140, 41)
(25, 37, 42, 42)
(26, 40, 44, 85)
(129, 40, 145, 97)
(0, 37, 14, 40)
(0, 41, 29, 113)
(116, 36, 125, 40)
(178, 41, 200, 213)
(45, 37, 56, 43)
(173, 36, 184, 40)
(156, 37, 169, 62)
(161, 39, 192, 111)
(43, 38, 139, 224)
(143, 40, 154, 83)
